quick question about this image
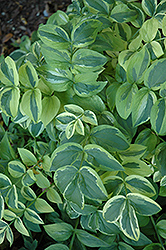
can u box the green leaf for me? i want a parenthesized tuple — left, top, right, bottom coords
(110, 3, 137, 23)
(119, 144, 147, 160)
(37, 65, 73, 92)
(118, 242, 135, 250)
(98, 210, 120, 235)
(90, 125, 130, 152)
(35, 171, 50, 188)
(45, 244, 69, 250)
(44, 222, 73, 241)
(143, 243, 163, 250)
(3, 210, 16, 221)
(0, 86, 20, 117)
(71, 19, 101, 48)
(74, 73, 107, 97)
(54, 165, 78, 193)
(0, 196, 4, 219)
(149, 41, 164, 58)
(127, 193, 161, 216)
(135, 128, 158, 159)
(6, 225, 14, 247)
(75, 229, 110, 247)
(126, 46, 150, 84)
(142, 0, 157, 16)
(0, 133, 15, 160)
(41, 46, 71, 70)
(102, 175, 123, 197)
(79, 166, 108, 200)
(83, 0, 110, 15)
(162, 14, 166, 36)
(132, 87, 151, 115)
(24, 208, 44, 224)
(122, 157, 153, 177)
(21, 186, 37, 201)
(116, 82, 138, 119)
(140, 18, 158, 42)
(64, 104, 84, 116)
(106, 82, 121, 110)
(150, 98, 166, 135)
(156, 220, 166, 239)
(8, 160, 26, 178)
(47, 10, 69, 25)
(46, 187, 62, 204)
(0, 173, 12, 189)
(18, 148, 37, 166)
(72, 49, 107, 72)
(14, 217, 29, 236)
(28, 120, 44, 137)
(19, 61, 39, 88)
(120, 202, 140, 241)
(20, 88, 42, 123)
(82, 110, 98, 126)
(21, 169, 36, 186)
(103, 195, 126, 222)
(65, 121, 76, 139)
(0, 56, 19, 86)
(6, 185, 18, 209)
(155, 142, 166, 176)
(75, 119, 84, 136)
(38, 24, 71, 49)
(64, 176, 84, 208)
(125, 175, 156, 197)
(132, 87, 157, 127)
(120, 232, 152, 247)
(51, 143, 83, 171)
(144, 59, 166, 90)
(84, 144, 124, 171)
(35, 198, 54, 213)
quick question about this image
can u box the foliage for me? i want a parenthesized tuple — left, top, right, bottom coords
(1, 0, 166, 249)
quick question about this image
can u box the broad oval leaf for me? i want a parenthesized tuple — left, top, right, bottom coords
(21, 186, 37, 201)
(37, 65, 73, 92)
(54, 165, 78, 193)
(20, 88, 42, 123)
(40, 95, 60, 127)
(156, 220, 166, 239)
(19, 61, 39, 88)
(140, 18, 158, 42)
(71, 19, 101, 48)
(123, 157, 153, 177)
(83, 0, 110, 15)
(142, 0, 157, 16)
(72, 49, 107, 72)
(125, 175, 156, 197)
(84, 144, 124, 171)
(47, 10, 69, 25)
(24, 208, 44, 224)
(0, 86, 20, 117)
(44, 222, 73, 242)
(132, 87, 157, 127)
(50, 143, 83, 171)
(150, 98, 166, 135)
(75, 229, 110, 247)
(103, 195, 126, 223)
(127, 193, 161, 216)
(35, 198, 54, 213)
(116, 82, 138, 119)
(8, 160, 26, 178)
(144, 59, 166, 90)
(110, 3, 137, 23)
(0, 56, 19, 86)
(119, 202, 140, 241)
(79, 166, 108, 201)
(90, 125, 130, 152)
(18, 148, 37, 166)
(0, 173, 12, 189)
(45, 244, 69, 250)
(46, 187, 62, 204)
(38, 24, 71, 49)
(14, 217, 29, 236)
(119, 144, 147, 160)
(126, 46, 150, 84)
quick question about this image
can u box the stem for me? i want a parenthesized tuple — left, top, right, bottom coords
(150, 216, 165, 250)
(69, 218, 79, 250)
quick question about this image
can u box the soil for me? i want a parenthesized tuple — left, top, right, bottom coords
(0, 0, 71, 56)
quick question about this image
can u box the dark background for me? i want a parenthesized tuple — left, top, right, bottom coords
(0, 0, 71, 56)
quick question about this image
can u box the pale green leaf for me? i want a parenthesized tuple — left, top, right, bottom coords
(18, 148, 37, 166)
(35, 198, 54, 213)
(8, 160, 26, 178)
(44, 222, 73, 241)
(19, 61, 39, 88)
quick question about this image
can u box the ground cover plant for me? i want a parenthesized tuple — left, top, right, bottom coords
(1, 0, 166, 249)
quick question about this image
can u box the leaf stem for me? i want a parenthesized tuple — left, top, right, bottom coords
(150, 216, 165, 250)
(69, 218, 79, 250)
